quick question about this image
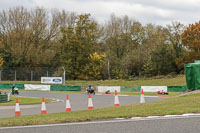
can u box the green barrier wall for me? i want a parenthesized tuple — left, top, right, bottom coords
(167, 86, 187, 92)
(120, 86, 141, 92)
(0, 84, 24, 89)
(185, 62, 200, 90)
(50, 85, 81, 91)
(0, 94, 8, 103)
(0, 84, 81, 91)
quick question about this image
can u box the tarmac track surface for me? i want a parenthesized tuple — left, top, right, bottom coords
(1, 115, 200, 133)
(0, 91, 166, 118)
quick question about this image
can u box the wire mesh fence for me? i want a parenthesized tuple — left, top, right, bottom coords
(0, 67, 64, 84)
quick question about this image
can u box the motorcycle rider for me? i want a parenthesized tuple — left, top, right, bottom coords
(86, 85, 95, 94)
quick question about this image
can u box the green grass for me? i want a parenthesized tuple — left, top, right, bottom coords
(0, 96, 54, 106)
(1, 75, 186, 87)
(0, 93, 199, 127)
(66, 75, 186, 87)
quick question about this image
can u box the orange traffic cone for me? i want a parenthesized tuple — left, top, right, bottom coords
(66, 94, 71, 112)
(114, 90, 120, 106)
(88, 93, 94, 110)
(140, 89, 145, 103)
(41, 97, 47, 114)
(15, 98, 21, 117)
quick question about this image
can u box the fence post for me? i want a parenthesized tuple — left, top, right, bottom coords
(30, 70, 33, 84)
(14, 69, 16, 85)
(0, 70, 1, 83)
(62, 67, 65, 86)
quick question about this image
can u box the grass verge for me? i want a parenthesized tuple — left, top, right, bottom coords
(1, 75, 186, 87)
(0, 93, 199, 127)
(64, 75, 186, 87)
(0, 96, 54, 106)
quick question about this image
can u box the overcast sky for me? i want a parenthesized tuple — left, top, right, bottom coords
(0, 0, 200, 25)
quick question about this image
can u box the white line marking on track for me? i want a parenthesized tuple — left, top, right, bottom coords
(146, 116, 160, 118)
(182, 113, 200, 116)
(164, 115, 181, 117)
(131, 117, 143, 119)
(1, 115, 200, 130)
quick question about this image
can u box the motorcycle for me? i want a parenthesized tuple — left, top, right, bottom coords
(86, 88, 95, 95)
(12, 86, 19, 95)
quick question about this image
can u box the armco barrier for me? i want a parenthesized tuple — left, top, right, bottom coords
(50, 85, 81, 91)
(0, 94, 8, 103)
(120, 86, 141, 92)
(24, 84, 50, 91)
(142, 86, 167, 92)
(167, 86, 187, 92)
(97, 86, 120, 92)
(0, 84, 24, 89)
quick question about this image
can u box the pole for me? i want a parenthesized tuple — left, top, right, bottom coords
(31, 70, 33, 84)
(62, 67, 65, 86)
(0, 70, 1, 83)
(14, 70, 16, 86)
(47, 70, 48, 77)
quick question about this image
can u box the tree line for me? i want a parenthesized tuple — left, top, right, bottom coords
(0, 7, 199, 80)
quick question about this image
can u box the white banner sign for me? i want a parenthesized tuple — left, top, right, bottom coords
(97, 86, 120, 92)
(41, 77, 62, 84)
(24, 84, 50, 91)
(141, 86, 167, 92)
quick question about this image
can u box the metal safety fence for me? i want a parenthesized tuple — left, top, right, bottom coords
(0, 67, 65, 85)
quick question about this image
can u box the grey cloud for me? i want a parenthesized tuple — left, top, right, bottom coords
(0, 0, 200, 25)
(0, 0, 36, 10)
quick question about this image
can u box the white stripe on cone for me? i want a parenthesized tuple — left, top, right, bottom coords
(88, 93, 94, 110)
(140, 89, 145, 103)
(66, 94, 71, 112)
(114, 90, 120, 106)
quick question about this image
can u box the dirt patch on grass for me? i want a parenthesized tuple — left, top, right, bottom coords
(175, 90, 200, 97)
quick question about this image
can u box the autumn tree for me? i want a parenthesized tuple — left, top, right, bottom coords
(0, 7, 61, 67)
(142, 25, 175, 76)
(167, 22, 186, 73)
(0, 56, 4, 67)
(0, 6, 190, 80)
(84, 52, 106, 80)
(103, 15, 142, 79)
(60, 14, 99, 79)
(182, 22, 200, 61)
